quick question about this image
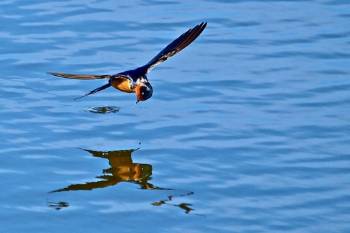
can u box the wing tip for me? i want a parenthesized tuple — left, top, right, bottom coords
(188, 22, 207, 38)
(199, 21, 207, 32)
(48, 72, 64, 78)
(197, 21, 207, 30)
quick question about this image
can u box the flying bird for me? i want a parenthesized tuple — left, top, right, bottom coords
(49, 22, 207, 102)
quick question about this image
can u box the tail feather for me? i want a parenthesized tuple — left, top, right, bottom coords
(74, 83, 111, 100)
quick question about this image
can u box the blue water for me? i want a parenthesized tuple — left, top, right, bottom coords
(0, 0, 350, 232)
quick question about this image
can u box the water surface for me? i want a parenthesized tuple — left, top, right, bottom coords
(0, 0, 349, 232)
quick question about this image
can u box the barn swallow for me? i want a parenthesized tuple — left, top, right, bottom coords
(49, 22, 207, 103)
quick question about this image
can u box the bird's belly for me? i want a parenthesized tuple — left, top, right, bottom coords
(111, 78, 134, 93)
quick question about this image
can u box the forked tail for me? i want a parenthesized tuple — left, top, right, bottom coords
(74, 83, 111, 100)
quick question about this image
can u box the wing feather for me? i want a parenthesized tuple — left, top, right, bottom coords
(145, 22, 207, 72)
(49, 72, 111, 80)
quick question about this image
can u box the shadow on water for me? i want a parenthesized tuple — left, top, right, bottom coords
(47, 201, 70, 211)
(49, 148, 196, 214)
(87, 106, 120, 114)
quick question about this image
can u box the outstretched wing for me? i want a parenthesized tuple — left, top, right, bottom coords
(49, 72, 111, 80)
(144, 22, 207, 72)
(50, 179, 119, 193)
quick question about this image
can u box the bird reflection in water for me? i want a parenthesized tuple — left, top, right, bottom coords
(49, 148, 196, 214)
(51, 148, 165, 193)
(152, 192, 194, 214)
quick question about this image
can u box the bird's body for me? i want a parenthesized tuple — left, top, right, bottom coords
(110, 76, 134, 93)
(49, 22, 207, 102)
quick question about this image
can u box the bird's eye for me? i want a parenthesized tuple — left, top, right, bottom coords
(142, 92, 145, 95)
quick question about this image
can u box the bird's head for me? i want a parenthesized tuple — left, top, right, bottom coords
(135, 82, 153, 103)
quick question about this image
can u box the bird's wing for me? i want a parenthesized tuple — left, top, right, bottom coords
(50, 179, 119, 193)
(49, 72, 112, 80)
(144, 22, 207, 72)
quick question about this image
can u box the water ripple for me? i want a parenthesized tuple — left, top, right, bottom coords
(0, 0, 350, 233)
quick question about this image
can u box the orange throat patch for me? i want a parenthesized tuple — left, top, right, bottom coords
(111, 78, 134, 93)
